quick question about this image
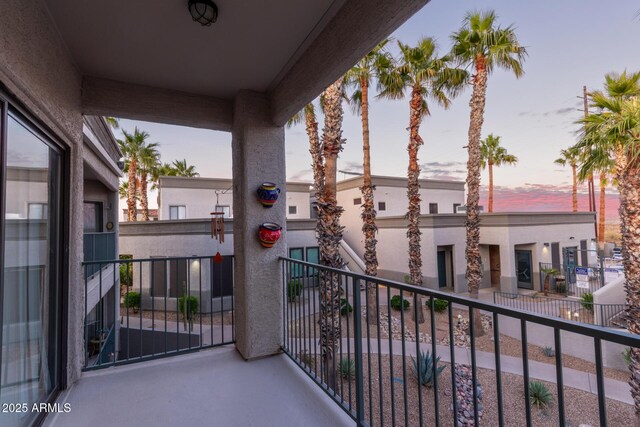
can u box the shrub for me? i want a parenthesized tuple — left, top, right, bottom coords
(542, 346, 555, 358)
(528, 380, 553, 408)
(411, 350, 445, 388)
(427, 298, 449, 313)
(340, 298, 353, 315)
(178, 295, 199, 319)
(287, 279, 302, 302)
(124, 292, 140, 310)
(390, 295, 410, 311)
(580, 293, 594, 311)
(339, 358, 355, 380)
(623, 348, 632, 365)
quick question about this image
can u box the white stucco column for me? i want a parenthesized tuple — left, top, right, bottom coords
(231, 91, 286, 359)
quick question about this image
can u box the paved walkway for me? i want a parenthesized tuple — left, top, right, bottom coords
(292, 337, 633, 405)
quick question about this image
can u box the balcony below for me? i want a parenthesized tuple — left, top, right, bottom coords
(44, 346, 352, 427)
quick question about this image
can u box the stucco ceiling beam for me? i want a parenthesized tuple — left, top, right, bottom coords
(81, 76, 233, 132)
(268, 0, 429, 126)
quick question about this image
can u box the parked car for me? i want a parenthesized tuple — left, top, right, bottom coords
(612, 247, 623, 261)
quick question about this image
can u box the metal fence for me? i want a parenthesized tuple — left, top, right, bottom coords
(82, 255, 235, 370)
(281, 257, 640, 427)
(493, 292, 627, 328)
(83, 232, 116, 277)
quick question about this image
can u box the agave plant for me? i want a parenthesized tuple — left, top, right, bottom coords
(529, 380, 553, 408)
(411, 350, 445, 388)
(338, 357, 355, 380)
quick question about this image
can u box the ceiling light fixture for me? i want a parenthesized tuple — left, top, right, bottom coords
(188, 0, 218, 26)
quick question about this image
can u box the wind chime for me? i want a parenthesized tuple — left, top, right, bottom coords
(210, 188, 229, 264)
(210, 211, 224, 264)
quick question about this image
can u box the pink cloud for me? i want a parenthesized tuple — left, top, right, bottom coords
(481, 185, 620, 222)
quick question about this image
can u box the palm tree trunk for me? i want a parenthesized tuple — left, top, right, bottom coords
(317, 78, 346, 389)
(488, 162, 494, 213)
(465, 56, 488, 337)
(620, 159, 640, 417)
(408, 86, 424, 324)
(127, 159, 137, 221)
(598, 173, 606, 244)
(306, 108, 323, 200)
(571, 164, 578, 212)
(359, 78, 379, 325)
(140, 172, 149, 221)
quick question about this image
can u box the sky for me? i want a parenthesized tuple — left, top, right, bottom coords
(116, 0, 640, 221)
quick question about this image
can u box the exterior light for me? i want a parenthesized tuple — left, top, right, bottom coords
(567, 310, 571, 317)
(574, 312, 580, 318)
(188, 0, 218, 26)
(544, 243, 550, 248)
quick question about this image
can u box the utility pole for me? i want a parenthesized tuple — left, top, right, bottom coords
(582, 85, 598, 240)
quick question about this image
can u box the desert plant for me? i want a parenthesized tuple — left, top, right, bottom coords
(540, 267, 558, 296)
(580, 293, 594, 311)
(340, 298, 353, 316)
(528, 380, 553, 408)
(411, 350, 445, 388)
(390, 295, 410, 311)
(178, 295, 199, 319)
(124, 292, 140, 312)
(338, 357, 355, 380)
(542, 346, 555, 358)
(427, 298, 449, 313)
(179, 291, 199, 332)
(287, 279, 303, 302)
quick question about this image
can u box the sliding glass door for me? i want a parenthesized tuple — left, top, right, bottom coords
(1, 105, 64, 427)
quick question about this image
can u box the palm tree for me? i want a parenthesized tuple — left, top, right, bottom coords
(151, 162, 178, 207)
(287, 103, 323, 198)
(172, 159, 199, 177)
(479, 133, 518, 212)
(138, 143, 160, 221)
(118, 128, 151, 221)
(451, 10, 526, 334)
(317, 78, 346, 388)
(576, 71, 640, 415)
(344, 39, 391, 324)
(379, 37, 467, 323)
(554, 148, 580, 212)
(105, 117, 120, 129)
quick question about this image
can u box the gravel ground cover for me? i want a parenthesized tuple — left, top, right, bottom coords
(297, 354, 634, 426)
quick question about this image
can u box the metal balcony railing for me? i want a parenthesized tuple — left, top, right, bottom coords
(493, 291, 627, 328)
(82, 255, 235, 370)
(281, 257, 640, 427)
(83, 231, 116, 277)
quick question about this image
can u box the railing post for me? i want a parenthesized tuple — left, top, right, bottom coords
(352, 277, 365, 426)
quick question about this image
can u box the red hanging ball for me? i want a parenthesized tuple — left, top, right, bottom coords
(213, 252, 223, 264)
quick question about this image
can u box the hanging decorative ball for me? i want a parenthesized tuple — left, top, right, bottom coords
(258, 222, 282, 248)
(256, 182, 280, 208)
(213, 252, 223, 264)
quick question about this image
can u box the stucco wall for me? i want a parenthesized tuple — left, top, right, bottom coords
(158, 186, 311, 220)
(0, 0, 86, 386)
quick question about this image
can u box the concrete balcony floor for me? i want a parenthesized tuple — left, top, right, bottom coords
(44, 347, 352, 427)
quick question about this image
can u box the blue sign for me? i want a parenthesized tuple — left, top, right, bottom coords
(575, 267, 589, 276)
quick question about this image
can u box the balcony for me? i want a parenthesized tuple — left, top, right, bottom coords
(53, 256, 640, 426)
(44, 347, 352, 427)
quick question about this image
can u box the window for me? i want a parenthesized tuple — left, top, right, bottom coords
(310, 202, 318, 219)
(289, 248, 304, 278)
(83, 202, 102, 232)
(2, 105, 64, 425)
(429, 203, 438, 214)
(215, 205, 231, 218)
(169, 205, 186, 220)
(453, 203, 461, 213)
(288, 205, 297, 215)
(378, 202, 386, 211)
(353, 197, 362, 205)
(28, 202, 48, 220)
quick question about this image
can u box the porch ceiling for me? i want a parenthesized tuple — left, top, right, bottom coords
(45, 0, 342, 98)
(42, 0, 429, 129)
